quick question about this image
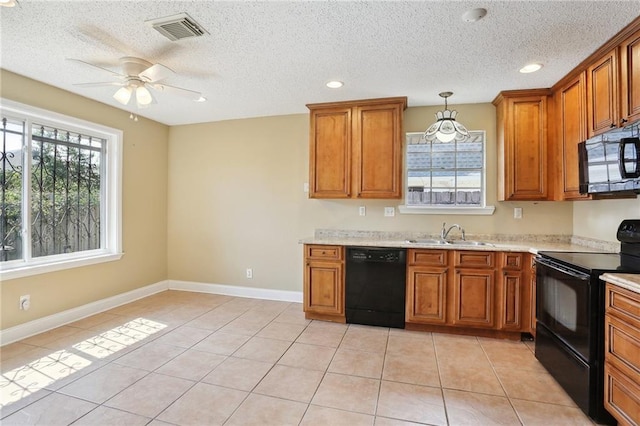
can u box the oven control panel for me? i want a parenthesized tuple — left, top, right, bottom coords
(617, 220, 640, 243)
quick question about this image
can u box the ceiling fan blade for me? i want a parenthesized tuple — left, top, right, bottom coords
(151, 83, 203, 101)
(139, 63, 174, 83)
(74, 81, 125, 88)
(67, 58, 126, 78)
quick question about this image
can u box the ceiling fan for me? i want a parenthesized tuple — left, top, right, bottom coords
(69, 57, 206, 108)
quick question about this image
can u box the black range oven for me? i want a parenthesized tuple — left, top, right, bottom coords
(535, 220, 640, 424)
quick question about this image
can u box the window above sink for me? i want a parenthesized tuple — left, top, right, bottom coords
(398, 131, 495, 216)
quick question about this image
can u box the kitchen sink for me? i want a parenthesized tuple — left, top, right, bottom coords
(449, 240, 494, 246)
(405, 239, 494, 247)
(405, 239, 448, 245)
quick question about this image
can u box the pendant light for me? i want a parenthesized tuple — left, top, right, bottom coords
(424, 92, 469, 143)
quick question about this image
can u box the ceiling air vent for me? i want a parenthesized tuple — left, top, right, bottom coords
(146, 13, 208, 41)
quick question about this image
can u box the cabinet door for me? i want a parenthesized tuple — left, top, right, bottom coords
(452, 269, 495, 328)
(505, 96, 548, 200)
(304, 260, 344, 316)
(530, 255, 537, 337)
(406, 266, 448, 324)
(587, 49, 619, 137)
(621, 29, 640, 125)
(353, 102, 403, 198)
(500, 271, 523, 330)
(604, 363, 640, 426)
(309, 108, 352, 198)
(557, 72, 589, 200)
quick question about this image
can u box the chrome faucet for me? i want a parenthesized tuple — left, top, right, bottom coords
(441, 222, 465, 242)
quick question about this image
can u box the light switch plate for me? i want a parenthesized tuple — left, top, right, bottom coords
(303, 183, 309, 193)
(384, 207, 395, 217)
(359, 206, 366, 216)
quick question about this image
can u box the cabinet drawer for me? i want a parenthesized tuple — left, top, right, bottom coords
(606, 284, 640, 328)
(408, 249, 448, 266)
(606, 313, 640, 377)
(604, 363, 640, 426)
(455, 251, 495, 268)
(305, 245, 343, 261)
(501, 252, 523, 270)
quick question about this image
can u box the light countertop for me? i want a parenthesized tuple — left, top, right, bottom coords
(601, 273, 640, 294)
(300, 230, 619, 255)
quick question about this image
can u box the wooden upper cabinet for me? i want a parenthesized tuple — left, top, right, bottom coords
(555, 72, 590, 200)
(308, 108, 352, 198)
(620, 28, 640, 125)
(354, 103, 404, 198)
(493, 90, 550, 201)
(587, 49, 619, 137)
(307, 97, 407, 199)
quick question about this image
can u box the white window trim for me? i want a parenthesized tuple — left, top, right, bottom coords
(0, 99, 123, 281)
(400, 130, 495, 215)
(398, 205, 495, 215)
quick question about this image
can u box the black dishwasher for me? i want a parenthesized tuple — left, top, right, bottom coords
(345, 247, 407, 329)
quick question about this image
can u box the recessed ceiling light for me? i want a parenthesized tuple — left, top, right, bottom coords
(520, 63, 543, 73)
(326, 81, 344, 89)
(195, 96, 207, 102)
(0, 0, 18, 7)
(462, 8, 487, 22)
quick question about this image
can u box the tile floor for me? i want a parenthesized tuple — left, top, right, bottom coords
(0, 290, 597, 425)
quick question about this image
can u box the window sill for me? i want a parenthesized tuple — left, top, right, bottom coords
(0, 252, 124, 281)
(398, 205, 496, 215)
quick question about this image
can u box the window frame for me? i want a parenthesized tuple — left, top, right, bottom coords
(0, 99, 123, 280)
(398, 130, 495, 215)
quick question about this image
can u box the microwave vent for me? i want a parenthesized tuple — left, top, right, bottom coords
(146, 13, 208, 41)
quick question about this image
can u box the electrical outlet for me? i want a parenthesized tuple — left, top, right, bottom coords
(359, 206, 366, 216)
(246, 268, 253, 279)
(514, 207, 523, 219)
(19, 294, 30, 311)
(384, 207, 395, 217)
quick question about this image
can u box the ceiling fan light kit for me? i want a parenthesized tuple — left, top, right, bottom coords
(71, 56, 205, 109)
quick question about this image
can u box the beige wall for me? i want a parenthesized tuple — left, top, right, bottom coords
(573, 198, 640, 242)
(0, 70, 170, 330)
(167, 102, 573, 292)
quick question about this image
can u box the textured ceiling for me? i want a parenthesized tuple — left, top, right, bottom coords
(0, 1, 638, 126)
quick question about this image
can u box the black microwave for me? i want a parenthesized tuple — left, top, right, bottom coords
(578, 135, 640, 195)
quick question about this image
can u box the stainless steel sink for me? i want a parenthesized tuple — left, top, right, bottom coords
(405, 239, 494, 247)
(405, 239, 449, 245)
(449, 240, 494, 246)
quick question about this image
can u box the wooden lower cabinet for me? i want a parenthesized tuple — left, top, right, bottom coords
(303, 245, 345, 322)
(406, 249, 448, 325)
(406, 249, 528, 336)
(604, 283, 640, 425)
(501, 270, 523, 330)
(406, 266, 448, 324)
(452, 268, 495, 328)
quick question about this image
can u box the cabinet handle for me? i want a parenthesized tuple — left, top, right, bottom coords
(610, 123, 616, 128)
(621, 118, 629, 125)
(321, 251, 326, 255)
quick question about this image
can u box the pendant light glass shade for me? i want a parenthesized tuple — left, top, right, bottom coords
(424, 92, 469, 142)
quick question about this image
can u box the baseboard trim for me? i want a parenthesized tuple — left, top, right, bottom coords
(0, 280, 303, 346)
(168, 280, 303, 303)
(0, 281, 170, 346)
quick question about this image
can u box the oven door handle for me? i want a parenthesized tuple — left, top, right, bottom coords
(536, 257, 591, 281)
